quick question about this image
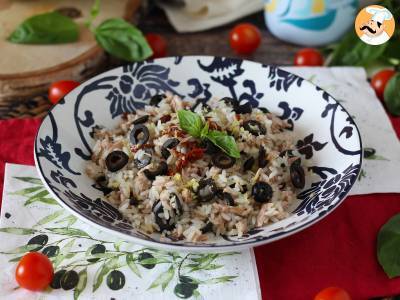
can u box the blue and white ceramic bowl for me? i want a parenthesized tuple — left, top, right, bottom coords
(34, 56, 362, 251)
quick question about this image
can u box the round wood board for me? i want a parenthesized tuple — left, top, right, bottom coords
(0, 0, 140, 101)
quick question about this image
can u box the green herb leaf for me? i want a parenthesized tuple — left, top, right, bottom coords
(85, 0, 101, 29)
(329, 30, 387, 66)
(94, 18, 152, 62)
(384, 73, 400, 116)
(8, 12, 79, 44)
(147, 266, 174, 291)
(34, 210, 64, 227)
(378, 213, 400, 278)
(200, 122, 209, 138)
(207, 130, 240, 158)
(177, 110, 204, 138)
(126, 253, 141, 278)
(0, 227, 37, 235)
(46, 227, 91, 238)
(74, 268, 88, 300)
(13, 177, 42, 185)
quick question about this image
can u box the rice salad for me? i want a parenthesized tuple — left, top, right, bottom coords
(86, 92, 306, 242)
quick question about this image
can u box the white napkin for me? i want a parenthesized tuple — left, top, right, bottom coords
(158, 0, 264, 32)
(0, 164, 261, 300)
(284, 67, 400, 195)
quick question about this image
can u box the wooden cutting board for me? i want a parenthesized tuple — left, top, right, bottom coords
(0, 0, 140, 101)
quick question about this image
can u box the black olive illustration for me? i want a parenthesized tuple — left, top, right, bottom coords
(87, 244, 106, 263)
(50, 270, 67, 289)
(174, 283, 196, 299)
(106, 270, 126, 290)
(363, 147, 376, 158)
(138, 252, 155, 269)
(60, 270, 79, 290)
(27, 234, 48, 251)
(42, 246, 60, 257)
(179, 275, 199, 289)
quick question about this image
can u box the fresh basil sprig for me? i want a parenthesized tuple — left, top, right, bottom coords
(377, 213, 400, 278)
(7, 12, 79, 44)
(384, 73, 400, 116)
(94, 18, 153, 62)
(7, 0, 153, 62)
(177, 110, 240, 158)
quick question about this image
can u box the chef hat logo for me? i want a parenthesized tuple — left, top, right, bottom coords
(366, 6, 393, 24)
(355, 5, 395, 46)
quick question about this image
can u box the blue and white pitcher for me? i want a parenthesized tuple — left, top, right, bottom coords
(264, 0, 359, 46)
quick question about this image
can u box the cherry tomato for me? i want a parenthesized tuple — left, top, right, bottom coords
(48, 80, 80, 104)
(145, 33, 167, 59)
(230, 23, 261, 55)
(294, 48, 324, 66)
(314, 287, 351, 300)
(15, 252, 54, 291)
(370, 69, 396, 100)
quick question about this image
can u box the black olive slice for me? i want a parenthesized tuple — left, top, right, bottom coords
(218, 192, 234, 206)
(132, 115, 149, 125)
(149, 94, 166, 106)
(290, 159, 305, 189)
(143, 161, 168, 180)
(212, 153, 236, 169)
(258, 107, 270, 113)
(199, 139, 219, 154)
(134, 148, 153, 169)
(252, 182, 273, 203)
(242, 120, 266, 136)
(201, 222, 213, 234)
(234, 101, 253, 114)
(258, 146, 268, 168)
(105, 151, 129, 172)
(152, 200, 175, 232)
(161, 138, 180, 159)
(220, 97, 238, 107)
(279, 149, 294, 158)
(95, 176, 112, 195)
(197, 178, 217, 202)
(243, 156, 255, 171)
(170, 193, 183, 215)
(130, 124, 149, 146)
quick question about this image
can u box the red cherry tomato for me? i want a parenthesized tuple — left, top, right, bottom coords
(186, 148, 205, 161)
(294, 48, 324, 66)
(15, 252, 54, 291)
(48, 80, 80, 104)
(314, 287, 352, 300)
(230, 23, 262, 55)
(370, 69, 396, 100)
(145, 33, 167, 59)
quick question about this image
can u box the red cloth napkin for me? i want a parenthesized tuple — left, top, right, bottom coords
(0, 117, 399, 300)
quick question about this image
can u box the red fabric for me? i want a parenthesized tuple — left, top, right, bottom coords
(256, 114, 400, 300)
(0, 116, 399, 300)
(0, 118, 41, 205)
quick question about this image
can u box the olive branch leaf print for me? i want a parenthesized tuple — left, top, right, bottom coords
(0, 175, 241, 299)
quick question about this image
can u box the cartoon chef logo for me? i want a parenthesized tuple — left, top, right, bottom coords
(355, 5, 395, 45)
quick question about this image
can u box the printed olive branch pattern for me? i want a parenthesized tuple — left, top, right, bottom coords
(0, 176, 240, 299)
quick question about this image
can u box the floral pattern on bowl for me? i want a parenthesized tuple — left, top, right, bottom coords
(34, 56, 362, 251)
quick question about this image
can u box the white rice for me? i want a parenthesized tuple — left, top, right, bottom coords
(86, 93, 305, 242)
